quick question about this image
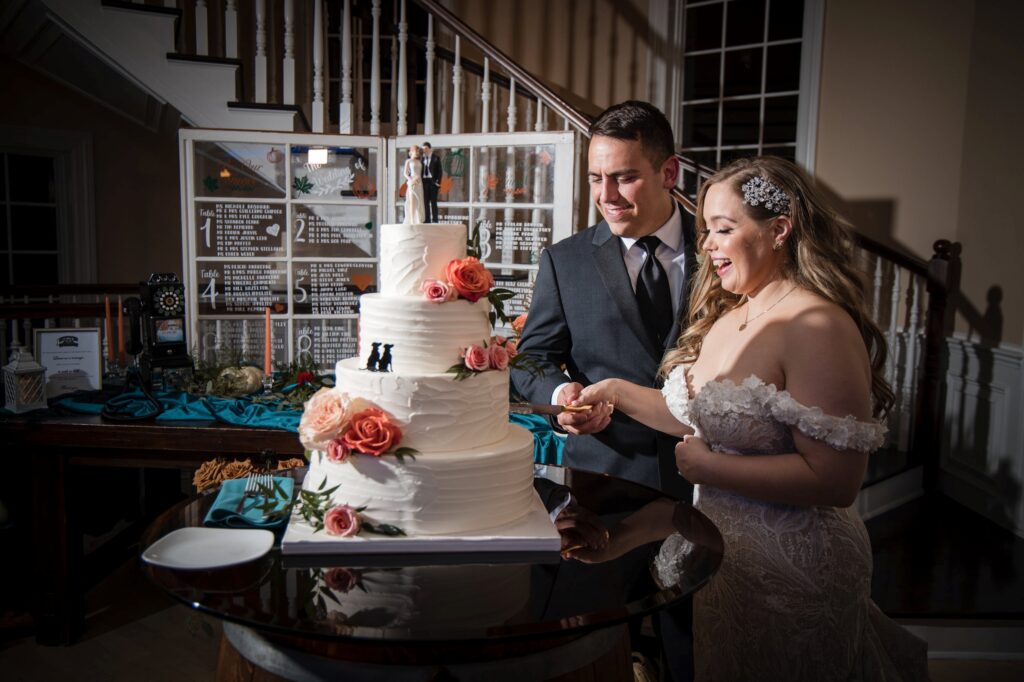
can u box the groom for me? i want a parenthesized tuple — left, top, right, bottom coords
(511, 100, 697, 681)
(421, 142, 443, 223)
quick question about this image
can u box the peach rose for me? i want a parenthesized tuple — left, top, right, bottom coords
(324, 567, 359, 592)
(341, 407, 402, 456)
(462, 344, 490, 371)
(420, 279, 455, 303)
(511, 314, 528, 336)
(492, 335, 508, 345)
(326, 438, 350, 463)
(504, 339, 518, 358)
(488, 343, 510, 370)
(324, 505, 361, 537)
(298, 389, 352, 450)
(445, 257, 494, 302)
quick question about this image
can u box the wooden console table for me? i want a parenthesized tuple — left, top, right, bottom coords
(0, 413, 303, 645)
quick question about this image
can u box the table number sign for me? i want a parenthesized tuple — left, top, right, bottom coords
(180, 131, 385, 372)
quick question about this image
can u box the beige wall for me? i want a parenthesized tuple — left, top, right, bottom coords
(0, 55, 182, 284)
(448, 0, 652, 115)
(816, 0, 1024, 344)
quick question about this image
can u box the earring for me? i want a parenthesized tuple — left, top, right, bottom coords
(772, 241, 783, 252)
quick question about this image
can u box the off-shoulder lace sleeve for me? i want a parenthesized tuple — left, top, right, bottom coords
(768, 391, 886, 453)
(661, 365, 692, 428)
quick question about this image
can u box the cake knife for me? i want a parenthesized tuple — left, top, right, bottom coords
(508, 403, 597, 415)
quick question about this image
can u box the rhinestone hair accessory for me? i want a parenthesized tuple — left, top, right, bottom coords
(741, 175, 791, 215)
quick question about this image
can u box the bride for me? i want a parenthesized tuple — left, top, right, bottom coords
(573, 156, 928, 680)
(403, 145, 426, 224)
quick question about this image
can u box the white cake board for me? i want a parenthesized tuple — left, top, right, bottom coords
(280, 491, 561, 556)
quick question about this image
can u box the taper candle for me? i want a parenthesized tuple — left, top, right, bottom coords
(264, 307, 272, 376)
(104, 296, 114, 363)
(117, 295, 126, 364)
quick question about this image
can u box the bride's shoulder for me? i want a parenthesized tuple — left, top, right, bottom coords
(783, 293, 862, 344)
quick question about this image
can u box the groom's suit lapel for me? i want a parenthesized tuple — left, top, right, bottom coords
(591, 221, 664, 362)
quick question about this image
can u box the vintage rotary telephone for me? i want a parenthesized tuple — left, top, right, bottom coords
(126, 273, 193, 386)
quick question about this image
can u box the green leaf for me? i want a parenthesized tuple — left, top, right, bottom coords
(362, 522, 407, 537)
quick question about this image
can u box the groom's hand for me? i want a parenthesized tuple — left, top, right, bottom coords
(557, 383, 612, 435)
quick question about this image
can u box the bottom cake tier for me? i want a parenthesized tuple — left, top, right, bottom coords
(305, 424, 536, 536)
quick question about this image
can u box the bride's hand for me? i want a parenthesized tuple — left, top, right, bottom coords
(675, 434, 713, 484)
(577, 379, 620, 408)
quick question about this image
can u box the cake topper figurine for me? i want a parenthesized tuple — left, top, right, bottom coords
(365, 342, 382, 371)
(403, 145, 425, 224)
(378, 344, 394, 372)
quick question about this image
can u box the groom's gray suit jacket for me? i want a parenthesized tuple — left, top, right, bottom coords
(512, 213, 697, 500)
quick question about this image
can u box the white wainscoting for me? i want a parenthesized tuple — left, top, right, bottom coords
(941, 333, 1024, 538)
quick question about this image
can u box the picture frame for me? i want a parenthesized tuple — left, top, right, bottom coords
(33, 327, 103, 397)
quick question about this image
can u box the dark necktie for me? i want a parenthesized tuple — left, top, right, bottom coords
(635, 235, 673, 346)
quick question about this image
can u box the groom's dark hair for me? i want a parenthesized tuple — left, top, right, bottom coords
(589, 100, 676, 169)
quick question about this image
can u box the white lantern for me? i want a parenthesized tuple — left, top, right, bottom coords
(3, 344, 48, 413)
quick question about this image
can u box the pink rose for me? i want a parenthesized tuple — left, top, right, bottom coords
(324, 505, 362, 537)
(299, 388, 353, 450)
(511, 314, 528, 336)
(445, 257, 494, 302)
(326, 437, 350, 463)
(420, 279, 455, 303)
(324, 567, 358, 592)
(492, 335, 508, 345)
(462, 344, 490, 371)
(488, 343, 510, 370)
(341, 407, 402, 456)
(504, 339, 518, 358)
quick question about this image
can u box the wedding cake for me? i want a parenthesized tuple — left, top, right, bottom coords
(299, 222, 536, 536)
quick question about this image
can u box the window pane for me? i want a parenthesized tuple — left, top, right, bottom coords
(686, 3, 723, 52)
(10, 206, 58, 250)
(8, 154, 55, 204)
(0, 153, 6, 201)
(679, 150, 718, 196)
(763, 95, 799, 143)
(12, 253, 58, 285)
(682, 103, 720, 148)
(0, 254, 9, 286)
(725, 0, 766, 47)
(723, 48, 763, 96)
(720, 147, 759, 166)
(766, 43, 802, 93)
(0, 205, 7, 247)
(684, 53, 721, 101)
(762, 145, 797, 163)
(721, 99, 760, 145)
(769, 0, 805, 41)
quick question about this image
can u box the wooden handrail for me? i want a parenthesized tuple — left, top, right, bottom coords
(0, 284, 138, 297)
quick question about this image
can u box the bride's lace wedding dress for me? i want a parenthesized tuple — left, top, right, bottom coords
(657, 367, 928, 681)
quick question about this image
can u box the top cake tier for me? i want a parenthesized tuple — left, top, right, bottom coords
(379, 223, 467, 297)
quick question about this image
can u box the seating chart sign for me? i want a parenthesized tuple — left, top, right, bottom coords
(181, 131, 385, 371)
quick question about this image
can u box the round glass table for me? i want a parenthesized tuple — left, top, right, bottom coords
(141, 468, 722, 682)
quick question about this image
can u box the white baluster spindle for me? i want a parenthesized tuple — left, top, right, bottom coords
(451, 36, 462, 134)
(397, 0, 408, 136)
(506, 77, 516, 132)
(480, 57, 490, 133)
(534, 97, 545, 131)
(224, 1, 238, 59)
(424, 15, 435, 135)
(283, 0, 295, 105)
(369, 0, 381, 135)
(254, 0, 268, 103)
(312, 0, 325, 132)
(338, 0, 353, 133)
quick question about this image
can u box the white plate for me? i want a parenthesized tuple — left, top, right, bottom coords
(142, 527, 274, 570)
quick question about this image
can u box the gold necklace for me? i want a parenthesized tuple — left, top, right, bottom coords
(738, 285, 798, 331)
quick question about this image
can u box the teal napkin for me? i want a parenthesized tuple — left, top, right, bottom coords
(204, 476, 295, 529)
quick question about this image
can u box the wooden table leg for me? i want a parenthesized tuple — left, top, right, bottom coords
(31, 449, 83, 645)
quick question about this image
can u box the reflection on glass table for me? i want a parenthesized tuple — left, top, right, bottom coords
(140, 468, 722, 680)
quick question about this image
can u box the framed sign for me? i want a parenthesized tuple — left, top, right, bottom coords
(33, 327, 102, 397)
(180, 130, 385, 371)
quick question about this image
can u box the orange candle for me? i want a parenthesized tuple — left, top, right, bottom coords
(264, 307, 272, 376)
(117, 295, 126, 364)
(104, 296, 114, 363)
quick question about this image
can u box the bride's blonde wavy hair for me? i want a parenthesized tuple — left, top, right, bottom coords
(660, 156, 894, 417)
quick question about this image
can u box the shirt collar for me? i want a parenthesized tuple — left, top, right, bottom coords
(619, 204, 682, 253)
